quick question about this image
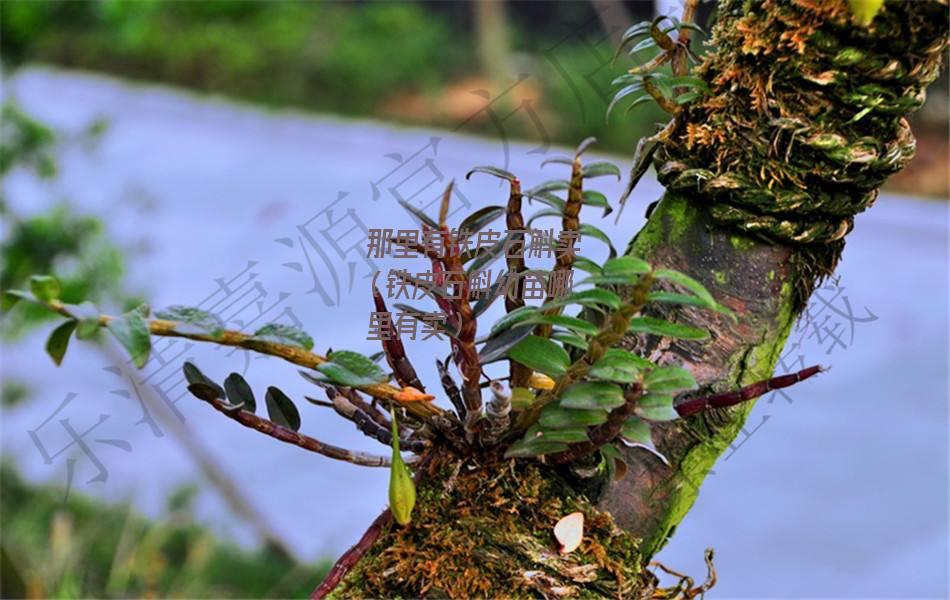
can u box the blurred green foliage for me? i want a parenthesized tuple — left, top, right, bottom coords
(0, 103, 128, 340)
(1, 0, 463, 115)
(0, 0, 662, 153)
(0, 463, 329, 598)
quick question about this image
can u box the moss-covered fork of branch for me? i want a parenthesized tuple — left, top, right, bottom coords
(11, 136, 823, 597)
(18, 3, 938, 595)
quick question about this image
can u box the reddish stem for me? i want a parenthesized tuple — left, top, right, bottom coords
(675, 365, 823, 418)
(310, 509, 392, 599)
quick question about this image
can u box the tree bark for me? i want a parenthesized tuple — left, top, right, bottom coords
(599, 0, 947, 558)
(327, 0, 947, 595)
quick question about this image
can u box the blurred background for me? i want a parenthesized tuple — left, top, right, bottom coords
(0, 1, 946, 597)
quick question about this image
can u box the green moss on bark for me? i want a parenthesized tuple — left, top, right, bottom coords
(333, 455, 650, 598)
(600, 0, 947, 563)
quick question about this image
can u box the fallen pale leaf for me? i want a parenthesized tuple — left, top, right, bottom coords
(554, 511, 584, 555)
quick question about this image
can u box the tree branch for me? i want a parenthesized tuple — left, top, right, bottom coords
(41, 298, 443, 420)
(188, 383, 392, 467)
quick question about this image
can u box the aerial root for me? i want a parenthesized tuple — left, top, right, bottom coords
(647, 548, 716, 599)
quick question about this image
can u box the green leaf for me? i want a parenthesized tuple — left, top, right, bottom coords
(630, 36, 659, 55)
(466, 233, 510, 274)
(625, 95, 656, 114)
(649, 72, 674, 99)
(523, 424, 590, 444)
(525, 190, 565, 211)
(647, 292, 734, 318)
(45, 320, 77, 366)
(183, 362, 225, 398)
(29, 275, 61, 302)
(552, 332, 589, 351)
(106, 306, 151, 368)
(156, 305, 225, 339)
(608, 83, 646, 120)
(628, 317, 710, 341)
(644, 366, 697, 393)
(490, 305, 540, 335)
(315, 350, 388, 386)
(580, 274, 644, 286)
(507, 335, 571, 377)
(603, 256, 651, 278)
(266, 386, 301, 431)
(328, 350, 387, 378)
(589, 349, 649, 383)
(459, 205, 505, 234)
(579, 224, 617, 258)
(251, 323, 314, 351)
(510, 387, 536, 410)
(635, 393, 678, 421)
(542, 288, 622, 312)
(224, 372, 257, 414)
(527, 180, 570, 195)
(504, 438, 569, 458)
(397, 199, 438, 228)
(560, 382, 625, 410)
(465, 165, 517, 182)
(575, 136, 597, 157)
(582, 190, 612, 217)
(131, 303, 151, 318)
(68, 301, 102, 339)
(539, 404, 608, 429)
(4, 289, 39, 305)
(526, 208, 563, 227)
(675, 91, 704, 106)
(581, 162, 621, 180)
(615, 137, 659, 223)
(572, 256, 602, 275)
(478, 324, 534, 364)
(617, 22, 651, 53)
(621, 416, 653, 445)
(187, 383, 222, 402)
(540, 156, 574, 168)
(388, 408, 416, 525)
(520, 314, 599, 337)
(471, 272, 508, 318)
(675, 22, 707, 35)
(653, 269, 716, 310)
(667, 76, 710, 93)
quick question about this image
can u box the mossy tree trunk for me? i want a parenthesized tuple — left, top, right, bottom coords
(328, 1, 947, 596)
(598, 0, 947, 559)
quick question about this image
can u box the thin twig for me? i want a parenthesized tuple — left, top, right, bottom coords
(101, 345, 298, 562)
(41, 299, 442, 420)
(310, 509, 392, 599)
(329, 392, 429, 453)
(188, 384, 391, 467)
